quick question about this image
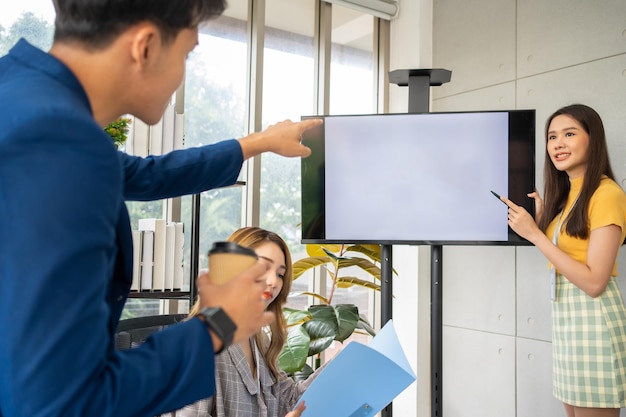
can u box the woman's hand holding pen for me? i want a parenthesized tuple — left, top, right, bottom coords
(500, 195, 543, 244)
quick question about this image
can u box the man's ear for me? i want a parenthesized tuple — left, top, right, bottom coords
(129, 23, 161, 70)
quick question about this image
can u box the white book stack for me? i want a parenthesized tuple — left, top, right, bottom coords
(174, 112, 185, 150)
(132, 117, 150, 157)
(131, 230, 142, 291)
(161, 104, 175, 155)
(132, 219, 184, 292)
(149, 117, 163, 156)
(138, 218, 166, 291)
(173, 222, 184, 290)
(140, 230, 154, 291)
(164, 223, 175, 291)
(124, 115, 135, 155)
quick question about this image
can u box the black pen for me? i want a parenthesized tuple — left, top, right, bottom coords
(490, 190, 508, 205)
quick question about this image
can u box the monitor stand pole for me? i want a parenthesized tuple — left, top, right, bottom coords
(382, 69, 451, 417)
(380, 243, 393, 417)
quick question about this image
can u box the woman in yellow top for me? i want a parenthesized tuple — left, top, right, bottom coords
(501, 104, 626, 417)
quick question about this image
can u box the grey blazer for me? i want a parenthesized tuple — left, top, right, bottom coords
(161, 339, 321, 417)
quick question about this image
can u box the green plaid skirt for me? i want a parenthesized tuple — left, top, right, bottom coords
(552, 274, 626, 407)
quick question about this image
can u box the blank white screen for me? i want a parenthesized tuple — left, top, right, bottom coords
(324, 112, 509, 242)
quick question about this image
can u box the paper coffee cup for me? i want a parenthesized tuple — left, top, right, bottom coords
(208, 241, 258, 285)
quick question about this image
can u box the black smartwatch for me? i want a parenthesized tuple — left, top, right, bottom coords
(197, 307, 237, 354)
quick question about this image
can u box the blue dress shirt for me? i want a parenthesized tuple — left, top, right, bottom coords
(0, 39, 244, 417)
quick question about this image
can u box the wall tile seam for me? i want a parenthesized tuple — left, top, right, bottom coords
(442, 324, 552, 343)
(516, 51, 626, 81)
(516, 334, 551, 344)
(442, 324, 516, 337)
(433, 51, 626, 101)
(432, 79, 516, 101)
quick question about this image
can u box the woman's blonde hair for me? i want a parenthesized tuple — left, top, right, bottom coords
(189, 226, 293, 379)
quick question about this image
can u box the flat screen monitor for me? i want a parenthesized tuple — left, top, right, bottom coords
(300, 110, 536, 245)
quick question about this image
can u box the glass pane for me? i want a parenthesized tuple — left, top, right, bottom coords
(0, 2, 54, 55)
(121, 299, 161, 320)
(181, 0, 248, 275)
(326, 5, 377, 356)
(330, 5, 375, 115)
(262, 0, 316, 311)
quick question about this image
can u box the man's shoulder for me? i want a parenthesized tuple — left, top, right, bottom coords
(0, 39, 90, 124)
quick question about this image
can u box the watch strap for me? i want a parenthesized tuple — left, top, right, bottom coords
(197, 307, 237, 354)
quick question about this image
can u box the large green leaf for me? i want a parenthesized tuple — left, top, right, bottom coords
(332, 304, 360, 341)
(292, 363, 315, 382)
(308, 304, 338, 332)
(283, 308, 312, 326)
(356, 315, 377, 337)
(302, 319, 336, 355)
(308, 304, 359, 342)
(278, 325, 311, 373)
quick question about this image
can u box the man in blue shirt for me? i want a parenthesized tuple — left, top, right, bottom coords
(0, 1, 319, 416)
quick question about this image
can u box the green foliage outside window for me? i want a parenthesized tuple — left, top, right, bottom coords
(0, 12, 53, 56)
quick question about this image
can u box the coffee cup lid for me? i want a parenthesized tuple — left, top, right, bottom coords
(208, 241, 258, 258)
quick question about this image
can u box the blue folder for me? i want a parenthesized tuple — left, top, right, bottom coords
(298, 319, 416, 416)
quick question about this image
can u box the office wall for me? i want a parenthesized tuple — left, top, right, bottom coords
(427, 0, 626, 416)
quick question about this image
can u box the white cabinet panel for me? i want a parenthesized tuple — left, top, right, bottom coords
(516, 337, 562, 417)
(443, 327, 515, 417)
(516, 246, 552, 341)
(443, 246, 515, 335)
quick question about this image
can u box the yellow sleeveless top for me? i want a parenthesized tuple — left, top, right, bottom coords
(545, 176, 626, 276)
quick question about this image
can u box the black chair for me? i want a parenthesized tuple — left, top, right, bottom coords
(115, 313, 187, 350)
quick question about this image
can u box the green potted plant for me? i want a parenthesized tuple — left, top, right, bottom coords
(279, 243, 396, 379)
(104, 116, 132, 149)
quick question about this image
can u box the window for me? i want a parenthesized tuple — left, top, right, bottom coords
(181, 3, 249, 277)
(261, 0, 317, 311)
(261, 1, 380, 360)
(0, 2, 54, 55)
(330, 5, 375, 115)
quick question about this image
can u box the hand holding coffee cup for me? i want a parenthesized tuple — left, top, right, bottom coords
(208, 241, 258, 285)
(196, 255, 275, 348)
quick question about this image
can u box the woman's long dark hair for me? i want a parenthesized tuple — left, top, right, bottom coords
(537, 104, 615, 239)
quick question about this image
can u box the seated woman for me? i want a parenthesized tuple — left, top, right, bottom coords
(162, 226, 319, 417)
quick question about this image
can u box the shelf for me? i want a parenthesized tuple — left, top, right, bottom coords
(128, 291, 190, 299)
